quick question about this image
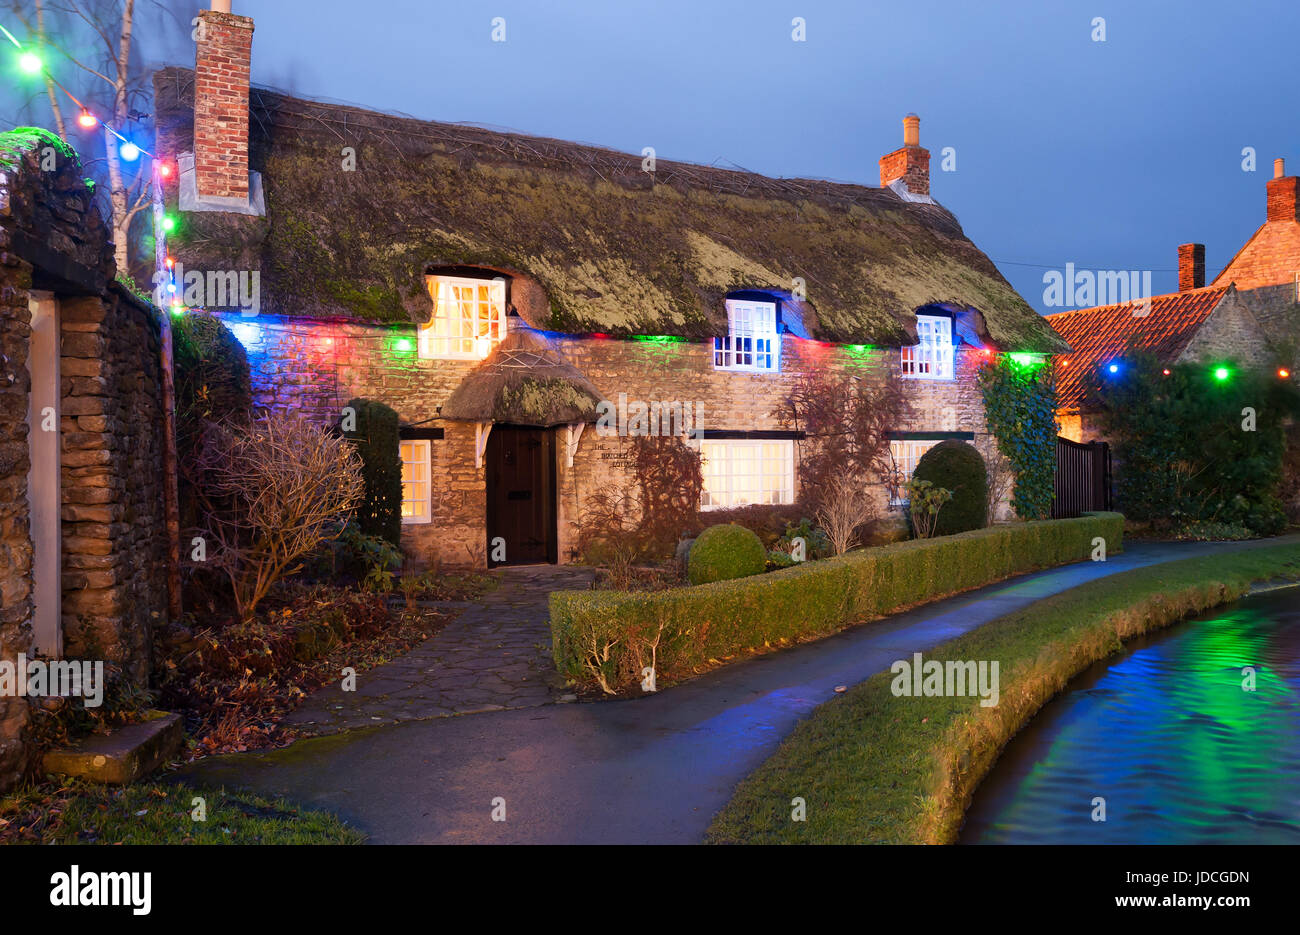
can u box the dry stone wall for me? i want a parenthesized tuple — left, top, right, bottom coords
(0, 129, 169, 791)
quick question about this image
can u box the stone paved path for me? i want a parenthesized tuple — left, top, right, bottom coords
(280, 565, 594, 735)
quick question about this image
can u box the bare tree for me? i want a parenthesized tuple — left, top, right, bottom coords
(985, 448, 1015, 524)
(195, 413, 365, 622)
(814, 470, 876, 555)
(777, 364, 911, 513)
(6, 0, 188, 274)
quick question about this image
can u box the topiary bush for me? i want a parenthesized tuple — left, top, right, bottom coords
(687, 523, 767, 585)
(912, 440, 988, 536)
(340, 398, 403, 548)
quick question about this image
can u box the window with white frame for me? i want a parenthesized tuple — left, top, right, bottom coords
(699, 439, 795, 509)
(400, 439, 432, 523)
(714, 299, 779, 372)
(901, 314, 954, 380)
(419, 275, 507, 360)
(887, 438, 941, 505)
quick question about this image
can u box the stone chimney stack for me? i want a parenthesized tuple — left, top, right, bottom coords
(879, 113, 930, 196)
(1267, 157, 1298, 222)
(193, 1, 254, 204)
(1178, 243, 1205, 291)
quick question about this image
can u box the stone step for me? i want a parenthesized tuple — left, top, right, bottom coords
(43, 710, 184, 784)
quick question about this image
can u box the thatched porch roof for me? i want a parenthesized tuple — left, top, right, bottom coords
(440, 329, 605, 426)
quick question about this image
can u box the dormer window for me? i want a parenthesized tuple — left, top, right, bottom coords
(714, 298, 779, 372)
(901, 313, 954, 380)
(419, 275, 507, 360)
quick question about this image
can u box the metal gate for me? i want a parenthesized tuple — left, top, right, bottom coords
(1052, 436, 1112, 518)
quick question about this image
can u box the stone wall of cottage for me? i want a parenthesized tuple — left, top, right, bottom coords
(0, 132, 170, 792)
(1177, 291, 1271, 368)
(222, 314, 1007, 569)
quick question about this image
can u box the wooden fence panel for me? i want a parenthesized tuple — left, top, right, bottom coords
(1052, 436, 1111, 518)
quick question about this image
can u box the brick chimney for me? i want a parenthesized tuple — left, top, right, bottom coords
(1267, 157, 1299, 222)
(1178, 243, 1205, 291)
(193, 1, 254, 203)
(879, 113, 930, 196)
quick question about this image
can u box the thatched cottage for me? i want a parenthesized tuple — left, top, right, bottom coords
(153, 4, 1067, 570)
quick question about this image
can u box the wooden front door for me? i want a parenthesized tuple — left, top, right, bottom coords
(486, 425, 556, 566)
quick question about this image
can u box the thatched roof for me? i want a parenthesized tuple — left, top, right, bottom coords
(440, 329, 605, 425)
(154, 67, 1067, 353)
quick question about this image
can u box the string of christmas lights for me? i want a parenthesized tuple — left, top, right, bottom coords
(3, 17, 182, 318)
(3, 19, 154, 161)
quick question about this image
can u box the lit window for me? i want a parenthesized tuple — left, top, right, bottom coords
(419, 275, 507, 360)
(699, 439, 795, 510)
(714, 299, 779, 372)
(901, 314, 954, 380)
(887, 439, 941, 505)
(400, 439, 431, 524)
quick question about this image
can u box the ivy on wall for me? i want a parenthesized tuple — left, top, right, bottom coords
(977, 356, 1057, 520)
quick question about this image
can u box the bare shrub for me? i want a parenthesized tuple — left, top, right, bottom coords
(576, 436, 703, 571)
(631, 435, 702, 556)
(985, 448, 1016, 524)
(195, 413, 365, 621)
(814, 471, 876, 555)
(777, 365, 911, 514)
(576, 486, 640, 579)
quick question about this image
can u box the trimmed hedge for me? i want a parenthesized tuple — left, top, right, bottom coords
(912, 440, 987, 535)
(551, 512, 1123, 694)
(341, 398, 403, 547)
(687, 524, 767, 584)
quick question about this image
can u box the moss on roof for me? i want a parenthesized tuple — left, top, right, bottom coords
(154, 67, 1067, 352)
(441, 330, 605, 425)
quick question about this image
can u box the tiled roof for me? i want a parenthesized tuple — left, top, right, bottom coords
(1211, 218, 1300, 290)
(1044, 286, 1230, 411)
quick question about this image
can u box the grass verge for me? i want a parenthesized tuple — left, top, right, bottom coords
(0, 778, 365, 844)
(705, 541, 1300, 845)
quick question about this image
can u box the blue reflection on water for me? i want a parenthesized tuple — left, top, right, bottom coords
(960, 587, 1300, 844)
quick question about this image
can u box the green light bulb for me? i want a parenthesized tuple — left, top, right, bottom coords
(19, 51, 41, 74)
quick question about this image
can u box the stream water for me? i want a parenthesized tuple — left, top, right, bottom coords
(959, 586, 1300, 844)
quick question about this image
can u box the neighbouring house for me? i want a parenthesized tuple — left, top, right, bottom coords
(153, 4, 1066, 571)
(0, 129, 175, 793)
(1048, 157, 1300, 444)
